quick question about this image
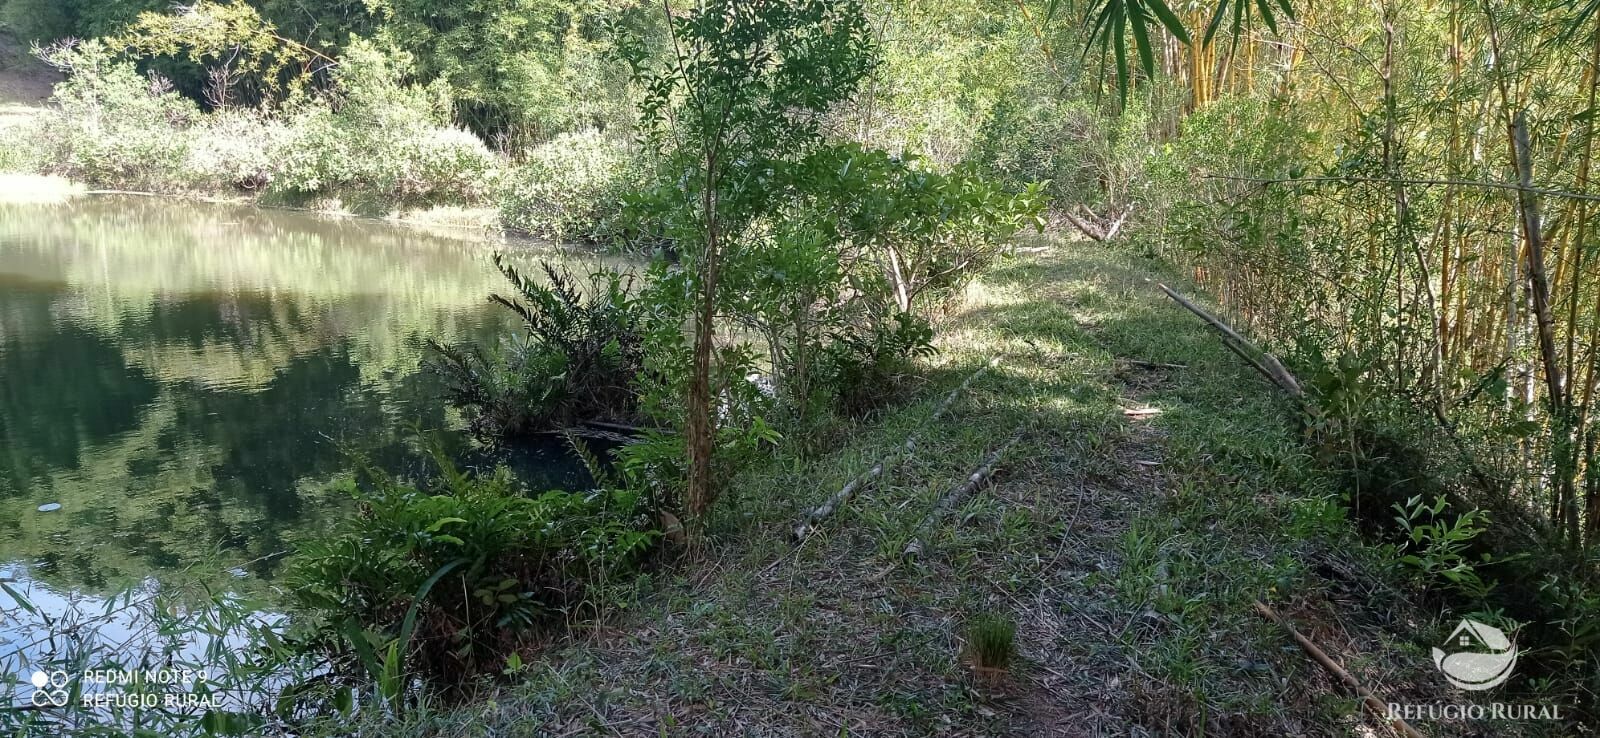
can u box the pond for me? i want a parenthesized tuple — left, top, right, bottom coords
(0, 197, 610, 689)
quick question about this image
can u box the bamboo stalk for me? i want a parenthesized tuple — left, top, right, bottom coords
(1151, 281, 1305, 398)
(792, 357, 1001, 540)
(903, 430, 1024, 558)
(1253, 602, 1427, 738)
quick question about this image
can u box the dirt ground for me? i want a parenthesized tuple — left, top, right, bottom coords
(0, 33, 57, 130)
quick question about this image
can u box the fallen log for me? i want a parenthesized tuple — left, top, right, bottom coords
(1253, 601, 1426, 738)
(1061, 205, 1133, 241)
(1150, 281, 1304, 399)
(1061, 209, 1107, 241)
(792, 356, 1001, 540)
(902, 430, 1024, 558)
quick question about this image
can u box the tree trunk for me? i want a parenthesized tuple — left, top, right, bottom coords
(685, 148, 722, 539)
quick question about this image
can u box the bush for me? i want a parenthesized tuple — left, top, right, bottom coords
(271, 40, 500, 206)
(19, 37, 500, 204)
(820, 311, 937, 415)
(497, 129, 633, 242)
(398, 126, 499, 202)
(426, 256, 646, 439)
(0, 123, 46, 173)
(32, 39, 198, 191)
(284, 443, 657, 686)
(182, 110, 286, 191)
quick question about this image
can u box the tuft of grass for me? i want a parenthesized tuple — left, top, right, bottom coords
(964, 612, 1017, 673)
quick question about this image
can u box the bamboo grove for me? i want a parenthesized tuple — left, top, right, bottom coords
(1119, 0, 1600, 552)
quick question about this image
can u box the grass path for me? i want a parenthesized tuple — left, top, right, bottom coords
(330, 238, 1523, 737)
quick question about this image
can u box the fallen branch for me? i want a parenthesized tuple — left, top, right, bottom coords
(1102, 203, 1132, 240)
(1118, 358, 1188, 370)
(793, 356, 1001, 540)
(1062, 204, 1134, 241)
(903, 430, 1025, 558)
(1060, 209, 1104, 240)
(1151, 281, 1304, 399)
(1253, 601, 1426, 738)
(582, 419, 651, 434)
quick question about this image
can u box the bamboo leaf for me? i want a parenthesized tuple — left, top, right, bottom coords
(0, 581, 36, 615)
(1129, 2, 1157, 79)
(1203, 0, 1230, 45)
(1112, 2, 1129, 100)
(1082, 0, 1118, 63)
(1254, 0, 1278, 33)
(1146, 0, 1191, 44)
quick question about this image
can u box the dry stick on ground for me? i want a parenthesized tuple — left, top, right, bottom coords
(902, 430, 1026, 559)
(1253, 601, 1427, 738)
(792, 356, 1002, 540)
(1118, 358, 1189, 370)
(1150, 281, 1305, 399)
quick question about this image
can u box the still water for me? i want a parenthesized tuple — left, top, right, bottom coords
(0, 197, 607, 667)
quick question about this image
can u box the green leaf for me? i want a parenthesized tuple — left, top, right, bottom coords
(338, 619, 382, 682)
(1203, 0, 1231, 45)
(1112, 3, 1129, 100)
(425, 517, 467, 533)
(1128, 2, 1157, 79)
(1254, 0, 1278, 33)
(1146, 0, 1191, 44)
(0, 581, 37, 615)
(379, 640, 403, 703)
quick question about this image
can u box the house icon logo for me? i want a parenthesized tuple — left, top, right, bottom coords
(1432, 619, 1517, 691)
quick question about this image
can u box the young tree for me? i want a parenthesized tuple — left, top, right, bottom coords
(623, 0, 875, 536)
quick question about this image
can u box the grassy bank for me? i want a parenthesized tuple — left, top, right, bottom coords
(295, 238, 1547, 737)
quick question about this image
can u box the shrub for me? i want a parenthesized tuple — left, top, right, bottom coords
(0, 123, 46, 173)
(795, 144, 1048, 314)
(497, 129, 633, 242)
(283, 443, 657, 686)
(271, 39, 499, 206)
(1388, 494, 1492, 599)
(32, 39, 198, 191)
(182, 110, 286, 191)
(820, 311, 937, 415)
(398, 126, 499, 202)
(426, 256, 646, 439)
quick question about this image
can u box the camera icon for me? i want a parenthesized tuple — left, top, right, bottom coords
(27, 670, 69, 707)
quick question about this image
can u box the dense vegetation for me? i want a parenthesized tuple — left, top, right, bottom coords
(5, 0, 1600, 734)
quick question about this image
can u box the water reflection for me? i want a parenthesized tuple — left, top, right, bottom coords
(0, 197, 606, 597)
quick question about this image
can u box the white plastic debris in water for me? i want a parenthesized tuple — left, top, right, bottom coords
(36, 503, 61, 512)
